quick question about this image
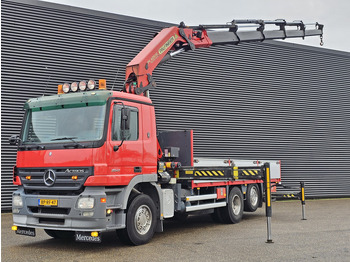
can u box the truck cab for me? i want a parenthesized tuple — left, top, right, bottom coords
(11, 83, 161, 244)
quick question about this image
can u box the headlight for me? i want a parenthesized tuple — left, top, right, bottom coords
(71, 82, 78, 92)
(77, 197, 94, 209)
(62, 83, 70, 93)
(13, 195, 23, 207)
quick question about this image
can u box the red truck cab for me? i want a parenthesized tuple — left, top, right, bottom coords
(12, 87, 161, 245)
(15, 90, 158, 185)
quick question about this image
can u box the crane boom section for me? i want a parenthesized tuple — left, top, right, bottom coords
(208, 28, 323, 45)
(124, 26, 212, 94)
(124, 19, 323, 95)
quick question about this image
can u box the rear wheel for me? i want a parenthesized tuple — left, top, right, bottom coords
(219, 187, 244, 224)
(117, 194, 156, 246)
(244, 184, 260, 212)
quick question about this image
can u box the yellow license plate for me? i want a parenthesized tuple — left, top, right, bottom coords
(39, 199, 58, 206)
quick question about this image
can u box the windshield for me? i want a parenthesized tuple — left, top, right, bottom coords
(22, 104, 106, 144)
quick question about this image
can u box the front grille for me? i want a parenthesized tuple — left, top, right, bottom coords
(29, 206, 71, 215)
(18, 167, 93, 193)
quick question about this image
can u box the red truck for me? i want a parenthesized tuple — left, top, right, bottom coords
(10, 19, 323, 245)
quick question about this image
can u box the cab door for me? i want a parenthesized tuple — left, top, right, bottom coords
(107, 101, 143, 185)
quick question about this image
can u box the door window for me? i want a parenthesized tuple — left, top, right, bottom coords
(112, 105, 139, 141)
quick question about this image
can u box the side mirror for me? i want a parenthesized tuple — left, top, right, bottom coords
(9, 135, 19, 145)
(121, 108, 130, 131)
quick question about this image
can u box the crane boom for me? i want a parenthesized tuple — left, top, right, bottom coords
(124, 19, 324, 95)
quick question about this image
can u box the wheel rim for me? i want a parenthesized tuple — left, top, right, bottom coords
(250, 187, 258, 207)
(134, 204, 152, 235)
(232, 195, 241, 215)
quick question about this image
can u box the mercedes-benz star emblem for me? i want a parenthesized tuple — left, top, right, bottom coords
(43, 169, 56, 187)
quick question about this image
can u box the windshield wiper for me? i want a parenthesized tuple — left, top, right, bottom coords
(19, 144, 45, 150)
(51, 137, 85, 148)
(51, 136, 78, 141)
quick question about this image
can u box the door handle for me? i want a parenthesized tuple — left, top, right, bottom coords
(134, 166, 142, 173)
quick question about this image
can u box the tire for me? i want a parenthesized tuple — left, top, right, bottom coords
(116, 228, 132, 245)
(244, 184, 260, 212)
(117, 194, 156, 246)
(44, 229, 74, 239)
(211, 208, 224, 223)
(219, 187, 244, 224)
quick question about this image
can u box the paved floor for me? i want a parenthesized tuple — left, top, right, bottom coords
(2, 199, 350, 262)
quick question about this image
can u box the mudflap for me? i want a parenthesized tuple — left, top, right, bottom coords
(75, 231, 102, 243)
(15, 227, 36, 237)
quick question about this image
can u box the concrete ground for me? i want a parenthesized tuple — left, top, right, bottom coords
(2, 199, 350, 262)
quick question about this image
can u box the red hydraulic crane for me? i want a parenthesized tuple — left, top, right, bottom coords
(123, 19, 323, 96)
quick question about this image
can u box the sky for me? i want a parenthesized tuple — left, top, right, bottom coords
(44, 0, 350, 53)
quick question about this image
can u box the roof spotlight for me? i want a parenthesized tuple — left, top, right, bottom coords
(87, 80, 95, 90)
(71, 82, 78, 92)
(62, 83, 70, 93)
(79, 81, 87, 91)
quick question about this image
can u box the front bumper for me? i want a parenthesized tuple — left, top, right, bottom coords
(12, 186, 125, 232)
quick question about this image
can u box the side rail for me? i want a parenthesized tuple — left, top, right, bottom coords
(174, 165, 263, 180)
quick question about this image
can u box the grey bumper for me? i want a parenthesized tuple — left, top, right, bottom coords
(12, 186, 126, 232)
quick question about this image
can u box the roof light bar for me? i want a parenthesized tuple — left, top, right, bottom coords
(59, 79, 107, 94)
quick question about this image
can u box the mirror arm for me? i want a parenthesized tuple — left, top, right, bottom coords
(113, 101, 128, 151)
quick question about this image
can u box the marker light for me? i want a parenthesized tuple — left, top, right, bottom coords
(62, 83, 70, 93)
(91, 231, 99, 237)
(26, 176, 31, 180)
(79, 81, 87, 91)
(100, 198, 106, 203)
(58, 84, 64, 94)
(71, 82, 78, 92)
(71, 176, 78, 180)
(12, 226, 18, 231)
(98, 79, 106, 90)
(87, 80, 95, 90)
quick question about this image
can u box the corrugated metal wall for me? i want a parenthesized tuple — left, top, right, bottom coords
(2, 0, 350, 210)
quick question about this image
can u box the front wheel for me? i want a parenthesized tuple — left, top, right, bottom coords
(219, 187, 244, 224)
(117, 194, 156, 246)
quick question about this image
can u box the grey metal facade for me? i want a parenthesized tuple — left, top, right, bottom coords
(2, 0, 350, 210)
